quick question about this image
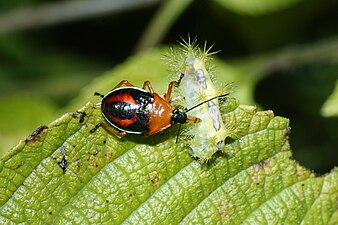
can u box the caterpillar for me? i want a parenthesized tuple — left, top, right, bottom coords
(165, 37, 230, 162)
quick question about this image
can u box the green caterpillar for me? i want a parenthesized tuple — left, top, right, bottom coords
(166, 38, 230, 162)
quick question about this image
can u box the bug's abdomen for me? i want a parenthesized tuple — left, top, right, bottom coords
(102, 100, 150, 134)
(101, 89, 153, 134)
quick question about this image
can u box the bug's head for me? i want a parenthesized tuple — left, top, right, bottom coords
(171, 108, 188, 124)
(172, 93, 229, 143)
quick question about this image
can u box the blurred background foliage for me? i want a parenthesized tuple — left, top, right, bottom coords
(0, 0, 337, 174)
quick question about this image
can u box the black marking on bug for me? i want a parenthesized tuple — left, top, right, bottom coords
(101, 87, 154, 134)
(25, 125, 48, 144)
(72, 111, 86, 123)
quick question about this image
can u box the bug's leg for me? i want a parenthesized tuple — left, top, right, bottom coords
(90, 122, 126, 136)
(112, 80, 134, 90)
(100, 122, 126, 136)
(142, 81, 154, 94)
(164, 81, 177, 102)
(176, 72, 185, 87)
(90, 122, 102, 133)
(186, 116, 201, 124)
(164, 73, 185, 101)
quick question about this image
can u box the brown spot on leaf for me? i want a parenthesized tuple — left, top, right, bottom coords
(256, 159, 268, 169)
(217, 200, 232, 218)
(150, 171, 161, 186)
(127, 191, 135, 204)
(151, 176, 160, 184)
(105, 151, 114, 160)
(25, 125, 48, 144)
(72, 111, 86, 123)
(15, 162, 23, 169)
(76, 160, 81, 171)
(284, 126, 291, 139)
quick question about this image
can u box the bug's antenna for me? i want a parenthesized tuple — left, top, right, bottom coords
(175, 124, 182, 143)
(94, 92, 105, 98)
(185, 93, 229, 113)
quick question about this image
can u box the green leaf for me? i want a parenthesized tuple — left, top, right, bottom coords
(1, 96, 337, 224)
(212, 0, 303, 16)
(0, 47, 337, 224)
(321, 79, 338, 117)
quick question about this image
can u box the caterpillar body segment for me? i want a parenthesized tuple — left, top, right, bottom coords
(166, 38, 230, 162)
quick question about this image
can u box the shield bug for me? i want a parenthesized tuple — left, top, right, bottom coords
(90, 79, 228, 138)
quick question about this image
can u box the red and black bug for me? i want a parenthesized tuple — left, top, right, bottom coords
(90, 79, 228, 138)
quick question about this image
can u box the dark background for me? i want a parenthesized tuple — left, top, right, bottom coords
(0, 0, 337, 174)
